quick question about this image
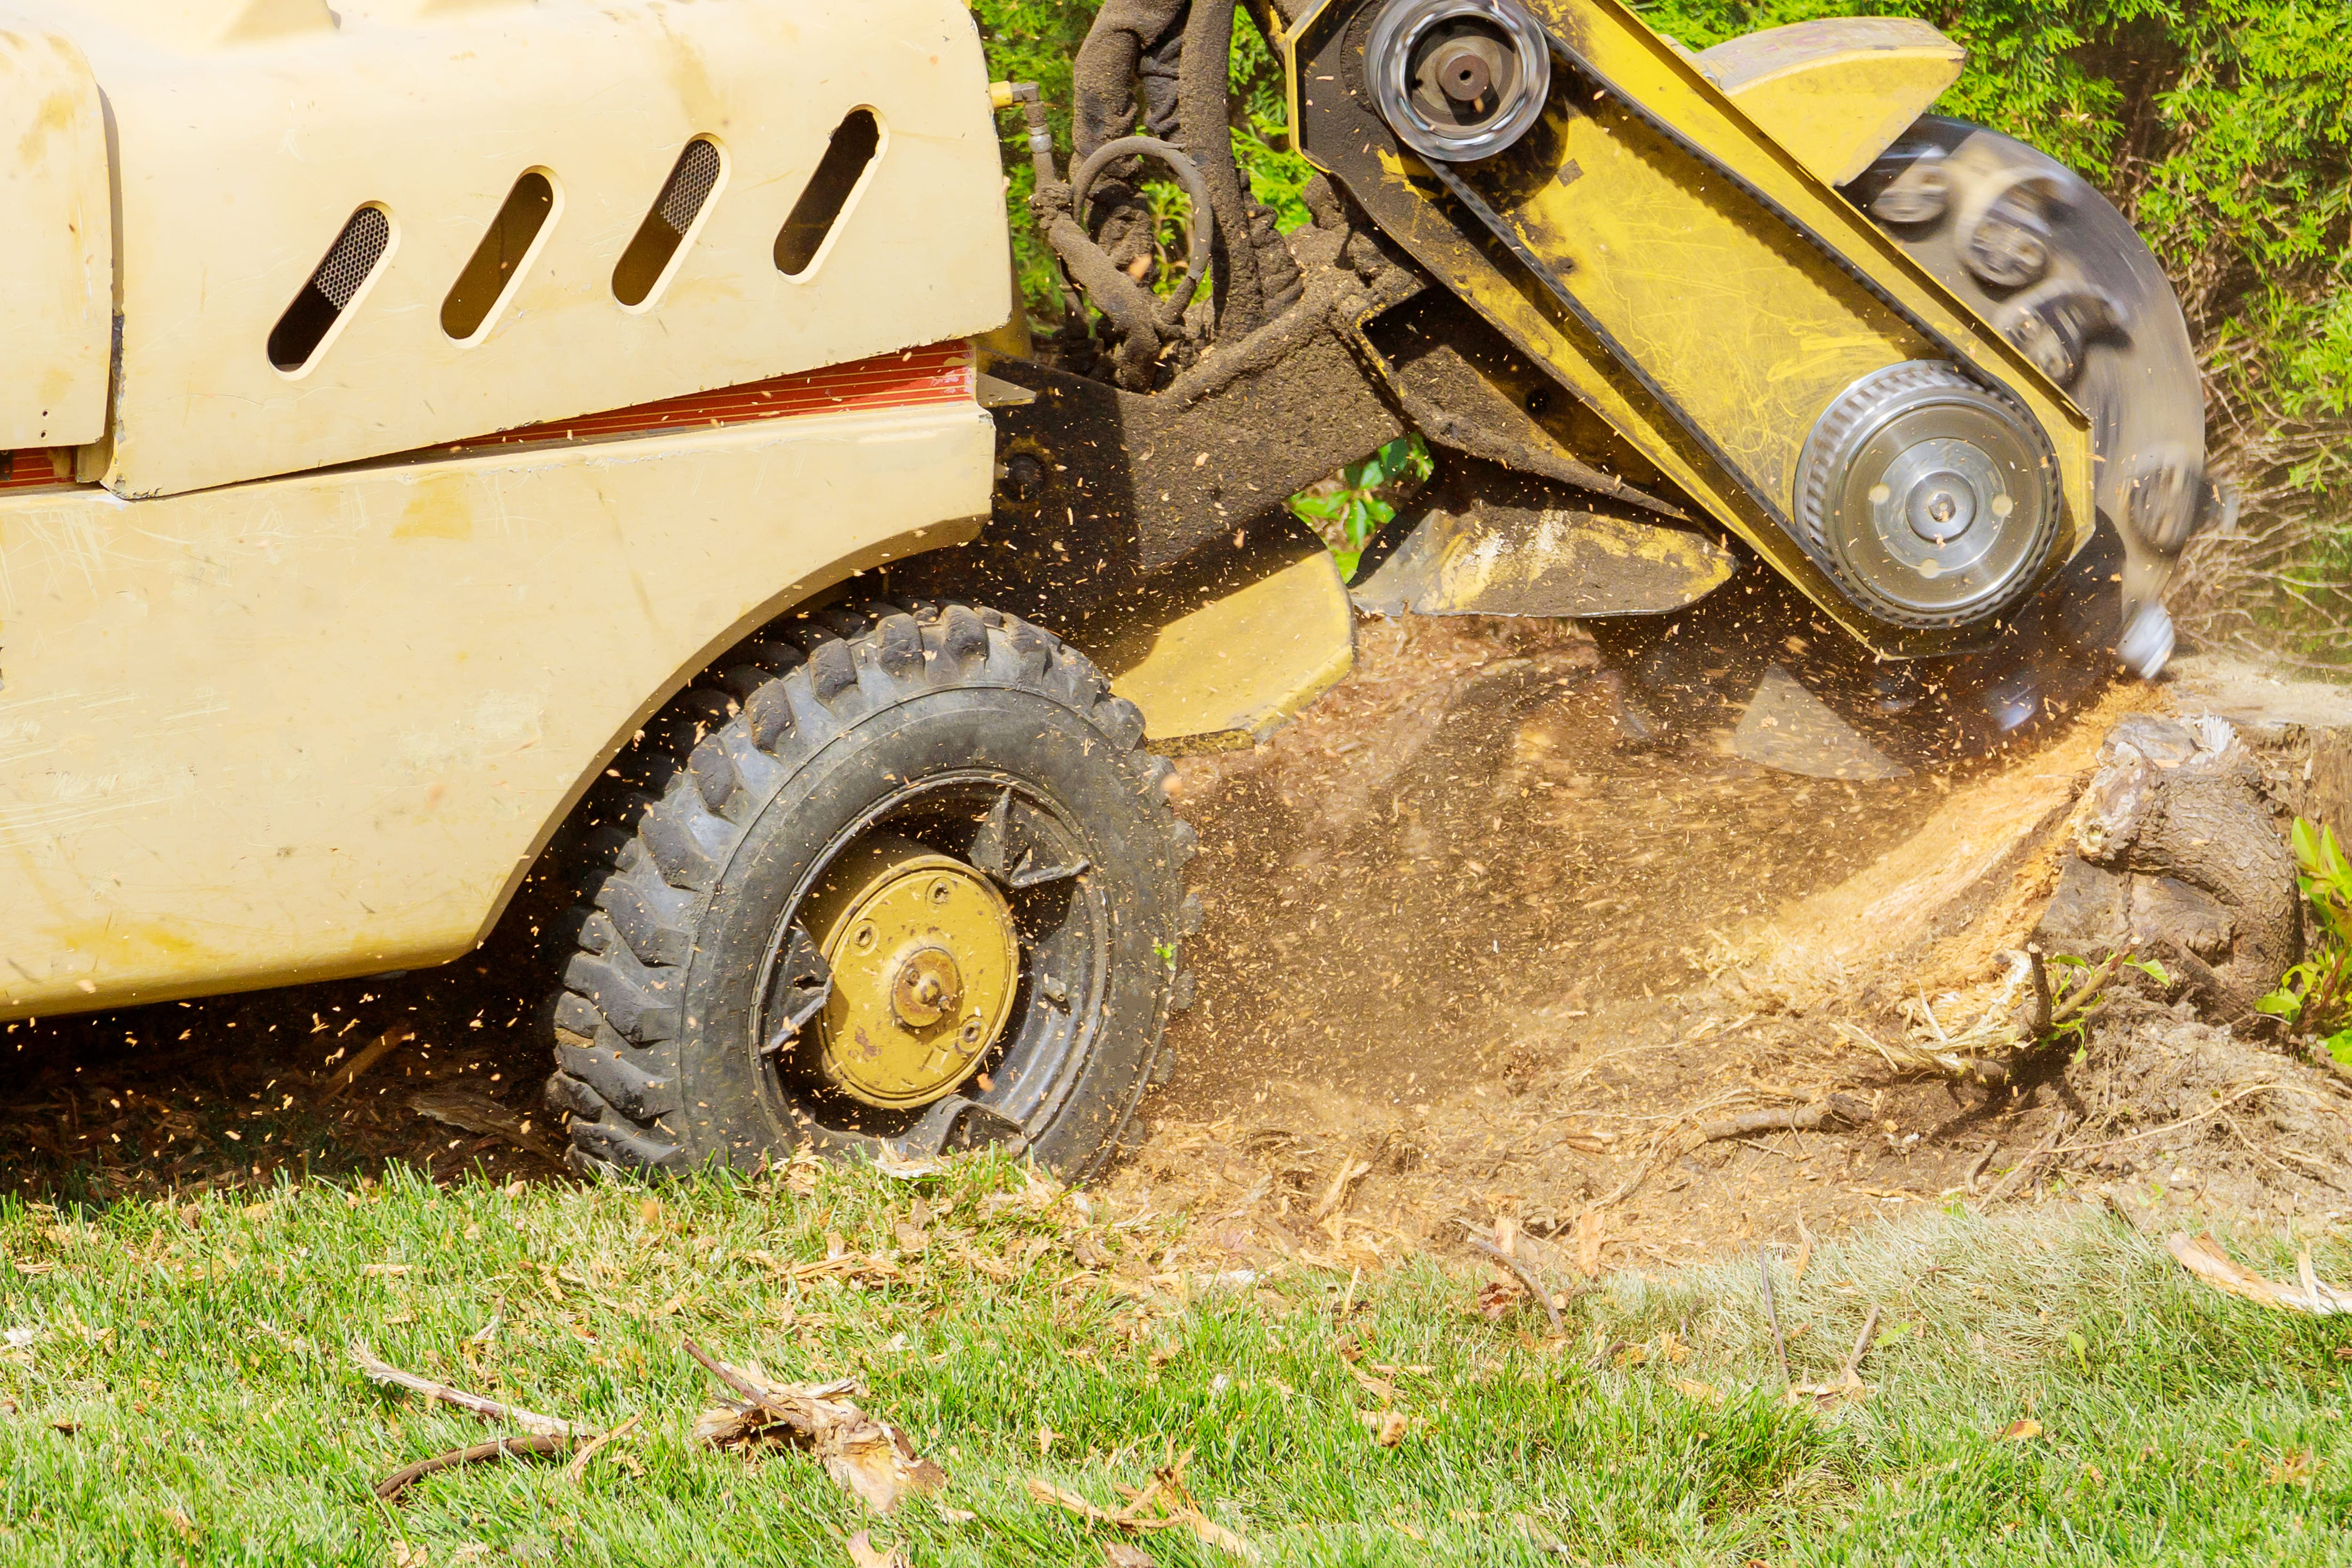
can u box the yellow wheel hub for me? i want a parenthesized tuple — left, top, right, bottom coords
(799, 835, 1019, 1110)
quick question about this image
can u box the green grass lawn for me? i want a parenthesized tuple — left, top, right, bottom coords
(3, 1155, 2349, 1565)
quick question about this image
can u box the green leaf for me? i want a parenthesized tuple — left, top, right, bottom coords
(2257, 988, 2305, 1021)
(2293, 816, 2324, 877)
(2325, 1027, 2352, 1068)
(2124, 956, 2172, 986)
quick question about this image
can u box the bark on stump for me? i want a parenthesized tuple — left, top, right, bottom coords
(2034, 714, 2300, 1017)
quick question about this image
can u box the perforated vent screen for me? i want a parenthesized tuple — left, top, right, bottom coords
(657, 140, 723, 235)
(312, 208, 390, 308)
(270, 205, 392, 371)
(613, 137, 725, 308)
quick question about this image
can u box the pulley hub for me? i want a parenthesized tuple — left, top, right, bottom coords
(1366, 0, 1552, 164)
(797, 835, 1019, 1110)
(1794, 361, 2061, 629)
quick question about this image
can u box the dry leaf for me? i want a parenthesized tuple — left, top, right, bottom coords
(2268, 1450, 2316, 1485)
(1026, 1453, 1256, 1561)
(1999, 1418, 2042, 1442)
(1105, 1544, 1160, 1568)
(1373, 1409, 1410, 1447)
(872, 1148, 945, 1180)
(1472, 1279, 1522, 1320)
(2167, 1233, 2352, 1314)
(846, 1530, 908, 1568)
(1670, 1377, 1724, 1408)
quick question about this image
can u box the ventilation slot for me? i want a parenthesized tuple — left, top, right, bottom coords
(269, 206, 393, 373)
(441, 171, 557, 342)
(612, 137, 723, 309)
(775, 111, 880, 278)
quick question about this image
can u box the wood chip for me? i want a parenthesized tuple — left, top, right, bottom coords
(564, 1413, 642, 1484)
(1310, 1159, 1373, 1223)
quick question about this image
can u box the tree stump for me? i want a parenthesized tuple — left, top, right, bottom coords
(2034, 714, 2300, 1016)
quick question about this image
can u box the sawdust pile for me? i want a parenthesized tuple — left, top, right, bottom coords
(1114, 622, 2352, 1276)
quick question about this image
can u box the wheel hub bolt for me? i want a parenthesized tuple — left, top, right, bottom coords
(890, 946, 963, 1028)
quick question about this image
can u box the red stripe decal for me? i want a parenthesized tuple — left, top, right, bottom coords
(0, 343, 975, 494)
(437, 342, 975, 455)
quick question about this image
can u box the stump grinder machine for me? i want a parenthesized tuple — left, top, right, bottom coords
(0, 0, 2220, 1183)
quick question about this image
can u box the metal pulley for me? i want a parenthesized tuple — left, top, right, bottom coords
(1366, 0, 1553, 163)
(1794, 361, 2062, 630)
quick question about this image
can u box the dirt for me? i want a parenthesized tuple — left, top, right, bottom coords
(5, 616, 2349, 1287)
(1108, 618, 2352, 1277)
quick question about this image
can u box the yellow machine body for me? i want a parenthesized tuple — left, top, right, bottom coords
(1283, 0, 2094, 658)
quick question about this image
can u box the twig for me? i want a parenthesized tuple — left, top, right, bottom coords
(2050, 951, 2128, 1026)
(1464, 1235, 1565, 1335)
(1693, 1097, 1867, 1144)
(1759, 1248, 1789, 1386)
(2050, 1087, 2283, 1156)
(564, 1413, 641, 1485)
(349, 1340, 576, 1437)
(1837, 1305, 1883, 1386)
(2016, 947, 2053, 1041)
(1981, 1112, 2074, 1204)
(319, 1026, 414, 1104)
(1585, 1096, 1869, 1217)
(1586, 1337, 1635, 1373)
(375, 1433, 572, 1501)
(680, 1335, 774, 1407)
(1964, 1141, 1999, 1196)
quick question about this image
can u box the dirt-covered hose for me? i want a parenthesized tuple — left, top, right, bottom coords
(1070, 135, 1217, 324)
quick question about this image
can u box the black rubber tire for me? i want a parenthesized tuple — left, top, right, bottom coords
(542, 600, 1197, 1183)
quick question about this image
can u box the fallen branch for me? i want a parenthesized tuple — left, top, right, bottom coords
(375, 1433, 571, 1501)
(349, 1340, 577, 1438)
(1692, 1097, 1867, 1144)
(1463, 1235, 1565, 1336)
(1584, 1096, 1868, 1216)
